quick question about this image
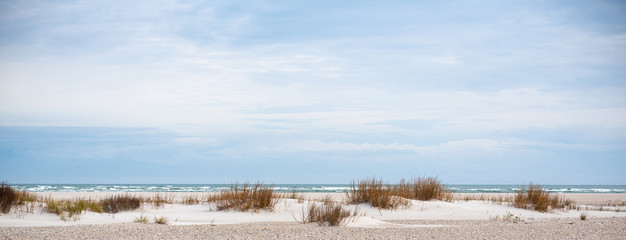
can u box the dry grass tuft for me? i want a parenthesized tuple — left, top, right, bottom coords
(346, 177, 449, 209)
(210, 182, 277, 212)
(299, 197, 360, 226)
(154, 216, 168, 224)
(514, 183, 564, 212)
(346, 178, 409, 209)
(134, 215, 149, 223)
(100, 194, 141, 213)
(0, 181, 17, 214)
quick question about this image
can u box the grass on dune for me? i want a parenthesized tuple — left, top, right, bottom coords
(513, 183, 565, 212)
(100, 194, 142, 213)
(209, 182, 277, 212)
(346, 178, 410, 209)
(346, 176, 451, 209)
(298, 195, 360, 226)
(45, 198, 103, 221)
(1, 181, 40, 214)
(0, 181, 17, 214)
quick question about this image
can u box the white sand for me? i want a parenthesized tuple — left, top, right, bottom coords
(1, 192, 625, 228)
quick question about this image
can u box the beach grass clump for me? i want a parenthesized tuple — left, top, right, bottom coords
(100, 194, 141, 213)
(210, 182, 277, 212)
(299, 198, 360, 226)
(134, 215, 149, 223)
(393, 177, 451, 201)
(154, 216, 168, 224)
(514, 183, 564, 212)
(346, 176, 450, 209)
(44, 198, 102, 221)
(14, 190, 39, 205)
(346, 178, 409, 210)
(0, 181, 17, 214)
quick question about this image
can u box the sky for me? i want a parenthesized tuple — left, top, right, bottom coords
(0, 0, 625, 184)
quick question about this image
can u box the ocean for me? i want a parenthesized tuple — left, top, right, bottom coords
(9, 184, 626, 193)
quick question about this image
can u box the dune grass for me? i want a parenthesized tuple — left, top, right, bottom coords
(209, 182, 277, 212)
(134, 215, 149, 223)
(145, 193, 174, 208)
(513, 183, 564, 212)
(346, 177, 450, 209)
(44, 198, 102, 221)
(298, 196, 360, 226)
(154, 216, 168, 224)
(1, 182, 40, 214)
(100, 194, 142, 213)
(0, 181, 17, 214)
(346, 178, 410, 209)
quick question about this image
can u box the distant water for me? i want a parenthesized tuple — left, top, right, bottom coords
(9, 184, 626, 193)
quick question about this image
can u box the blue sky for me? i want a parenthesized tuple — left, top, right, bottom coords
(0, 0, 625, 184)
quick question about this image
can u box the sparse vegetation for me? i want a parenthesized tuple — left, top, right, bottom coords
(154, 216, 168, 224)
(100, 194, 141, 213)
(147, 193, 173, 208)
(580, 212, 587, 220)
(298, 197, 360, 226)
(134, 215, 149, 223)
(210, 182, 277, 212)
(181, 194, 200, 205)
(0, 181, 17, 214)
(490, 211, 521, 223)
(284, 190, 306, 203)
(514, 183, 564, 212)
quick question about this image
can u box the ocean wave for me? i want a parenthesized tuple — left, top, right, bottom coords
(9, 184, 626, 193)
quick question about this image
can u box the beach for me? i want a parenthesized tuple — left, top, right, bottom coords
(1, 192, 625, 239)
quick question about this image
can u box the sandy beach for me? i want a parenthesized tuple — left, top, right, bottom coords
(1, 192, 625, 239)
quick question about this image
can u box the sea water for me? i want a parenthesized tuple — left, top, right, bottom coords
(9, 184, 626, 193)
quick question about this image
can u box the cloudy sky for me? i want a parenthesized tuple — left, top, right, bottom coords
(1, 0, 625, 184)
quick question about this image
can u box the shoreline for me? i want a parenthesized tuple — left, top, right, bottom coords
(28, 192, 626, 205)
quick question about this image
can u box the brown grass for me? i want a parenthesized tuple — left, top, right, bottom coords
(210, 182, 277, 212)
(346, 178, 409, 209)
(346, 177, 450, 209)
(181, 194, 201, 205)
(299, 196, 360, 226)
(0, 181, 17, 214)
(146, 193, 174, 208)
(100, 194, 142, 213)
(514, 183, 564, 212)
(391, 177, 451, 201)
